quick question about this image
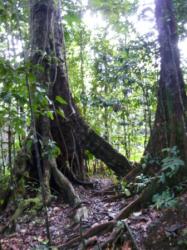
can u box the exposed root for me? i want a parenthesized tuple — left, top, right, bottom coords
(60, 220, 136, 249)
(63, 166, 94, 188)
(116, 177, 160, 220)
(59, 221, 116, 249)
(78, 236, 98, 250)
(49, 158, 91, 224)
(0, 196, 42, 234)
(100, 221, 124, 249)
(102, 193, 126, 202)
(115, 196, 141, 220)
(51, 159, 81, 206)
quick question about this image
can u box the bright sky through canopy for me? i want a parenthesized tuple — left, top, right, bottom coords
(82, 0, 187, 61)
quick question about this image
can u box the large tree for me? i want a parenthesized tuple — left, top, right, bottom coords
(2, 0, 131, 207)
(1, 0, 187, 245)
(114, 0, 187, 217)
(146, 0, 187, 167)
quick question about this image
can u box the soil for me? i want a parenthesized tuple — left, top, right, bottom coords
(0, 177, 187, 250)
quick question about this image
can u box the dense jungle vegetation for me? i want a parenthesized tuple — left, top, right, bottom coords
(0, 0, 187, 249)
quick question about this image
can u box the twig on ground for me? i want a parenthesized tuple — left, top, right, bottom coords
(124, 220, 139, 250)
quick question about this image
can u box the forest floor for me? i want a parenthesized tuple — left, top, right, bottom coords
(0, 177, 187, 250)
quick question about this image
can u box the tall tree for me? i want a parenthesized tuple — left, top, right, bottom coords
(3, 0, 131, 206)
(146, 0, 187, 167)
(118, 0, 187, 215)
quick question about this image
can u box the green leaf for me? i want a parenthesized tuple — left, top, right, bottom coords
(123, 188, 131, 197)
(46, 111, 54, 120)
(55, 96, 67, 105)
(57, 108, 65, 118)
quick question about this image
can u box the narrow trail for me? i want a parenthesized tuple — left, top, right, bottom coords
(1, 177, 181, 250)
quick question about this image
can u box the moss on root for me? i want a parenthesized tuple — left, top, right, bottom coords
(12, 196, 43, 220)
(0, 196, 43, 234)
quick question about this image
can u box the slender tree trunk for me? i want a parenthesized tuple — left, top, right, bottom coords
(146, 0, 187, 165)
(0, 129, 5, 174)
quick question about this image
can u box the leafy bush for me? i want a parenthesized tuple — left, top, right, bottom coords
(161, 146, 184, 179)
(134, 174, 152, 192)
(141, 154, 160, 169)
(152, 189, 177, 209)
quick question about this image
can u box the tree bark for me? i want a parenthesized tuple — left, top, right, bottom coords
(146, 0, 187, 165)
(27, 0, 131, 204)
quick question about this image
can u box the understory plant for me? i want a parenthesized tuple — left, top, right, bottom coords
(152, 146, 184, 209)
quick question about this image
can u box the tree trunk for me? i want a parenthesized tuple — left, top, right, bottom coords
(146, 0, 187, 165)
(26, 0, 131, 204)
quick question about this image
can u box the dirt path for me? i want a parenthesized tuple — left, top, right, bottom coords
(2, 177, 185, 250)
(0, 178, 116, 249)
(0, 178, 128, 249)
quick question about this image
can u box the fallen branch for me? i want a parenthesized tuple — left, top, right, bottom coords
(124, 220, 139, 250)
(116, 177, 160, 220)
(115, 196, 140, 220)
(59, 221, 116, 249)
(78, 236, 98, 250)
(100, 221, 124, 249)
(102, 193, 126, 202)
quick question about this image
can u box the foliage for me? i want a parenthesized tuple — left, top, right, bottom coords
(0, 0, 186, 176)
(0, 170, 10, 205)
(150, 146, 184, 209)
(141, 153, 160, 169)
(160, 146, 184, 182)
(174, 0, 187, 37)
(89, 0, 138, 31)
(41, 139, 61, 160)
(0, 1, 186, 248)
(116, 178, 131, 196)
(178, 228, 187, 247)
(134, 174, 152, 192)
(152, 189, 177, 209)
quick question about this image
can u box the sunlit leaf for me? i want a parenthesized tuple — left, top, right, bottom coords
(55, 96, 67, 105)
